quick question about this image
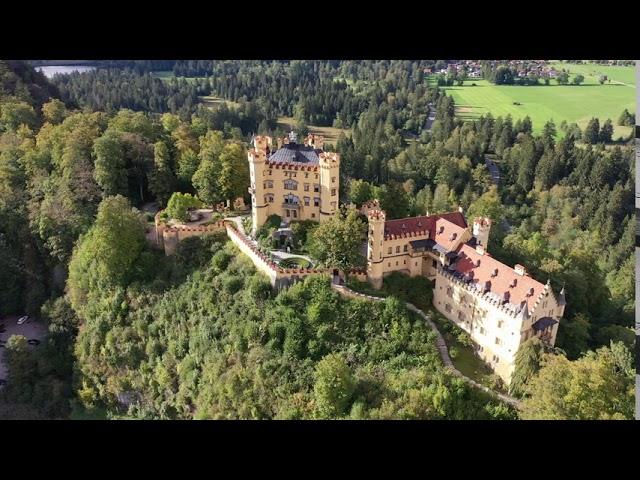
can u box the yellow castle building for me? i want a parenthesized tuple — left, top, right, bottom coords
(365, 207, 565, 384)
(247, 132, 340, 236)
(246, 130, 564, 385)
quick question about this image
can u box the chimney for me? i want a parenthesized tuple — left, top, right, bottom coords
(476, 244, 485, 255)
(514, 264, 526, 276)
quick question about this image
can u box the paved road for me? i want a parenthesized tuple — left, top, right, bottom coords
(0, 316, 47, 381)
(425, 103, 436, 130)
(485, 157, 501, 185)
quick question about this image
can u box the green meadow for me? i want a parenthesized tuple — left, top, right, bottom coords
(438, 65, 635, 139)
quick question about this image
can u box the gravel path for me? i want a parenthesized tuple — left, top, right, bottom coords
(330, 282, 521, 409)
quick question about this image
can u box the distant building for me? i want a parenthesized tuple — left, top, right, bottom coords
(365, 208, 565, 385)
(247, 132, 340, 236)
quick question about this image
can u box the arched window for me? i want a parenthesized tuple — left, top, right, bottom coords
(284, 179, 298, 190)
(283, 194, 299, 205)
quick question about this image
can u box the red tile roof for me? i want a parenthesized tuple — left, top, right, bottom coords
(383, 211, 468, 241)
(453, 244, 545, 309)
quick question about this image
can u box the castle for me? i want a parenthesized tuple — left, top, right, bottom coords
(247, 132, 340, 236)
(243, 131, 564, 385)
(365, 207, 565, 384)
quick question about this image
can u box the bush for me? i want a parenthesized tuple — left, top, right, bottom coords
(256, 214, 281, 240)
(449, 347, 459, 359)
(211, 250, 232, 272)
(457, 331, 473, 347)
(166, 192, 203, 222)
(222, 275, 243, 294)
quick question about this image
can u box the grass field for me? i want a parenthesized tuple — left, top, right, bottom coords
(199, 95, 240, 109)
(439, 71, 635, 139)
(550, 62, 636, 86)
(277, 116, 350, 144)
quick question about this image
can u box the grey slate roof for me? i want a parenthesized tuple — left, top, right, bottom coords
(267, 143, 321, 164)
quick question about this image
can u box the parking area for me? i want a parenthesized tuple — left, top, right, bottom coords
(0, 315, 47, 381)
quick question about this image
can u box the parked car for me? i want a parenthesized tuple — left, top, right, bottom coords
(17, 315, 29, 325)
(28, 339, 41, 346)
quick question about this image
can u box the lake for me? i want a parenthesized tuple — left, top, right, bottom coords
(36, 65, 96, 78)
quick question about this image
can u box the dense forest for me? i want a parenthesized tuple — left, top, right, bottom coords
(0, 60, 634, 419)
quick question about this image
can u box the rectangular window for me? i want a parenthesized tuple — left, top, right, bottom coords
(388, 247, 392, 254)
(331, 188, 336, 196)
(315, 174, 318, 179)
(304, 183, 310, 192)
(314, 198, 320, 207)
(332, 177, 336, 183)
(495, 337, 501, 345)
(497, 320, 503, 329)
(403, 245, 408, 252)
(445, 304, 452, 313)
(304, 197, 310, 206)
(331, 201, 336, 209)
(293, 210, 297, 218)
(446, 287, 453, 298)
(396, 246, 400, 254)
(314, 184, 320, 192)
(286, 210, 291, 218)
(479, 327, 486, 335)
(305, 173, 309, 178)
(432, 260, 437, 268)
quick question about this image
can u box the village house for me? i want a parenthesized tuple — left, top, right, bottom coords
(365, 207, 565, 384)
(247, 131, 340, 236)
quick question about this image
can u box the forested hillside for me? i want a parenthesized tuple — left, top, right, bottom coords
(0, 60, 634, 419)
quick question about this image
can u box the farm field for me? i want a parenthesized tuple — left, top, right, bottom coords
(440, 76, 635, 139)
(277, 116, 350, 144)
(550, 62, 636, 86)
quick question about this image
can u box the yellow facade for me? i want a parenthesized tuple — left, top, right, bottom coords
(433, 264, 564, 384)
(248, 134, 339, 235)
(365, 209, 565, 385)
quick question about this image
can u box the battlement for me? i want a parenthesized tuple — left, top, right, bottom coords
(368, 208, 387, 222)
(473, 217, 492, 227)
(318, 151, 340, 165)
(437, 266, 531, 319)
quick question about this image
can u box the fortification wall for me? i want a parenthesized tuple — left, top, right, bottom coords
(153, 210, 367, 290)
(161, 222, 227, 255)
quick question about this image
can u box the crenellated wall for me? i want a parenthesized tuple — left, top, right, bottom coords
(153, 210, 366, 289)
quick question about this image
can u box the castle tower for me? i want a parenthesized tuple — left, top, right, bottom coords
(366, 209, 386, 289)
(318, 151, 340, 222)
(247, 136, 271, 236)
(472, 217, 492, 248)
